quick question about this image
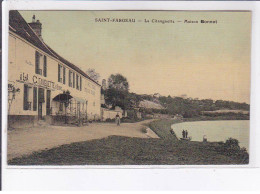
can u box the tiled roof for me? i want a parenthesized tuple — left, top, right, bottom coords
(9, 10, 100, 86)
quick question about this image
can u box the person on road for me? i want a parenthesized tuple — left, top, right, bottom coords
(182, 130, 185, 138)
(185, 130, 188, 138)
(115, 113, 121, 126)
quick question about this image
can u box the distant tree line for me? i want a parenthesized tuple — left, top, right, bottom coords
(102, 73, 249, 119)
(157, 96, 249, 118)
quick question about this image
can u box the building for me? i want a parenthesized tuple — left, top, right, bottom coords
(153, 93, 161, 98)
(8, 11, 101, 128)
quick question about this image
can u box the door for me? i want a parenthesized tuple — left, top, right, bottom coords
(38, 88, 45, 120)
(46, 90, 51, 115)
(38, 102, 43, 119)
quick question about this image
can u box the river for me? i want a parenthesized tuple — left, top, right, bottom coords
(171, 120, 250, 151)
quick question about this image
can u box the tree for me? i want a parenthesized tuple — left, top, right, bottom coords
(86, 68, 100, 83)
(8, 84, 20, 114)
(8, 83, 20, 128)
(108, 74, 129, 91)
(105, 74, 130, 110)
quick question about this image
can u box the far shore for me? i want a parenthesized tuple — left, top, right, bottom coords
(183, 115, 249, 122)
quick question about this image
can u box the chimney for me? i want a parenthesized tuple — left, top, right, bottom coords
(102, 79, 107, 90)
(28, 15, 43, 40)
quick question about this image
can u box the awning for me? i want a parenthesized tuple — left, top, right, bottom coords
(53, 93, 73, 102)
(73, 96, 86, 103)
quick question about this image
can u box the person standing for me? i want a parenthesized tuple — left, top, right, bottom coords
(115, 113, 121, 126)
(185, 130, 188, 138)
(182, 130, 185, 138)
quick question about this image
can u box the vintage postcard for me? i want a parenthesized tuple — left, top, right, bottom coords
(7, 10, 251, 166)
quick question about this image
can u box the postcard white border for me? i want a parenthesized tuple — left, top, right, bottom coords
(2, 0, 260, 190)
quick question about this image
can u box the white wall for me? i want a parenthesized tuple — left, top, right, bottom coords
(101, 108, 122, 121)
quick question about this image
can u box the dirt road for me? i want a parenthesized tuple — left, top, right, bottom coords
(7, 120, 158, 160)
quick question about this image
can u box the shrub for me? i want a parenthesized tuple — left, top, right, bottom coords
(141, 127, 147, 133)
(224, 138, 240, 150)
(121, 117, 143, 123)
(142, 115, 153, 120)
(127, 110, 138, 119)
(105, 118, 116, 123)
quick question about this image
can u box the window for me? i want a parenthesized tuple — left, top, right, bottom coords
(63, 66, 66, 84)
(73, 72, 75, 88)
(33, 87, 37, 111)
(59, 103, 63, 111)
(43, 56, 47, 77)
(35, 51, 43, 75)
(76, 74, 79, 90)
(80, 76, 82, 91)
(58, 64, 62, 83)
(46, 90, 51, 115)
(38, 88, 45, 103)
(69, 70, 72, 87)
(23, 84, 32, 110)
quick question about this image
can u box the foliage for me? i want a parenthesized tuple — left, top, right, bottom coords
(8, 84, 20, 114)
(216, 138, 249, 163)
(86, 68, 100, 83)
(121, 117, 140, 123)
(224, 138, 240, 150)
(157, 96, 249, 118)
(126, 110, 138, 119)
(102, 73, 249, 118)
(105, 74, 130, 110)
(108, 74, 129, 91)
(141, 127, 147, 134)
(105, 118, 116, 123)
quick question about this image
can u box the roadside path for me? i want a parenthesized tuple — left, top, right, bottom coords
(7, 120, 159, 160)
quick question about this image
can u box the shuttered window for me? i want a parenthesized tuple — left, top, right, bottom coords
(76, 74, 79, 90)
(46, 90, 51, 115)
(63, 66, 66, 84)
(35, 51, 43, 75)
(58, 64, 60, 82)
(38, 88, 45, 103)
(58, 64, 62, 83)
(80, 76, 82, 91)
(43, 56, 47, 77)
(73, 72, 75, 88)
(69, 70, 72, 87)
(33, 87, 37, 111)
(35, 51, 40, 74)
(23, 84, 29, 110)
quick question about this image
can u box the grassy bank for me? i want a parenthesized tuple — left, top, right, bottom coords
(146, 119, 181, 140)
(8, 136, 248, 165)
(8, 119, 249, 165)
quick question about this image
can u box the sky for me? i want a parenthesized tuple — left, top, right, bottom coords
(20, 11, 251, 103)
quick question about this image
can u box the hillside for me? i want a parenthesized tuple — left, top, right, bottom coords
(139, 100, 164, 110)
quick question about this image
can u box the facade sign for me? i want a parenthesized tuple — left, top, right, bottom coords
(18, 72, 63, 91)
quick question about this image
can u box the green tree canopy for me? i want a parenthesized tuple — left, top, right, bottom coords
(108, 74, 129, 91)
(105, 74, 130, 110)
